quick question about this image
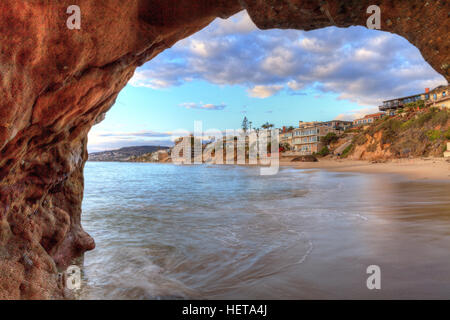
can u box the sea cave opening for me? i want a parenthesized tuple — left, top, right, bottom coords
(78, 10, 449, 299)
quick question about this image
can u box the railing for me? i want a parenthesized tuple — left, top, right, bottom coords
(380, 100, 402, 110)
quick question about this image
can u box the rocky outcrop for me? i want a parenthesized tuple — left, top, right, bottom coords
(291, 155, 318, 162)
(347, 108, 450, 160)
(0, 0, 449, 299)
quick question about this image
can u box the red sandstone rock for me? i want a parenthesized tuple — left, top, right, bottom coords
(0, 0, 448, 299)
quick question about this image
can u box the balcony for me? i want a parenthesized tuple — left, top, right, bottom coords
(379, 100, 402, 111)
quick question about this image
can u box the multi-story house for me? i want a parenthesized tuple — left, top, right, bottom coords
(353, 112, 386, 126)
(280, 127, 294, 149)
(379, 85, 449, 115)
(427, 85, 450, 109)
(298, 121, 320, 128)
(321, 120, 353, 131)
(292, 124, 340, 155)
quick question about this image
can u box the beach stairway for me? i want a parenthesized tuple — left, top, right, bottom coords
(333, 138, 353, 156)
(445, 142, 450, 158)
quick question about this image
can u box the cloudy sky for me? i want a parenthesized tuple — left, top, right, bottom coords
(88, 11, 446, 152)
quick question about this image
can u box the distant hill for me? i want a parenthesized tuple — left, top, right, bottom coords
(88, 145, 170, 162)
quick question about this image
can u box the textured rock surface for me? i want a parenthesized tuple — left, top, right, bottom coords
(0, 0, 448, 299)
(348, 108, 450, 161)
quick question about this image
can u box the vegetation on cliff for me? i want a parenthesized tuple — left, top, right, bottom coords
(342, 107, 450, 160)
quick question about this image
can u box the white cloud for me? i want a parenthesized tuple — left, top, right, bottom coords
(129, 11, 447, 106)
(129, 70, 175, 89)
(261, 47, 296, 77)
(287, 80, 304, 91)
(354, 48, 381, 62)
(247, 85, 283, 98)
(190, 40, 209, 57)
(213, 11, 258, 35)
(180, 102, 226, 110)
(335, 107, 380, 121)
(299, 37, 330, 53)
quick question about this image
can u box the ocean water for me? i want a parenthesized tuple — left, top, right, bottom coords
(79, 162, 450, 299)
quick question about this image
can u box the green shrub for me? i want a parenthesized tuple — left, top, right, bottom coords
(404, 100, 426, 112)
(381, 118, 402, 131)
(429, 106, 440, 113)
(415, 112, 434, 127)
(341, 144, 353, 158)
(321, 132, 339, 145)
(430, 109, 449, 126)
(426, 130, 441, 141)
(444, 129, 450, 140)
(401, 119, 415, 129)
(381, 127, 398, 145)
(317, 146, 330, 156)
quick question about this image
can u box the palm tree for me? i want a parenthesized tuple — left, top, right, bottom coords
(261, 122, 274, 129)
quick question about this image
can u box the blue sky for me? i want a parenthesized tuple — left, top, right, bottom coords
(88, 11, 446, 152)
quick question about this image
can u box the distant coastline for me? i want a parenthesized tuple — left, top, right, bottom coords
(88, 145, 170, 162)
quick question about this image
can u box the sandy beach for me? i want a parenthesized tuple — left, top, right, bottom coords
(280, 157, 450, 181)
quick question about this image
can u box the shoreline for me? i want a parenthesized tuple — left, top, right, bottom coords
(88, 157, 450, 181)
(281, 157, 450, 181)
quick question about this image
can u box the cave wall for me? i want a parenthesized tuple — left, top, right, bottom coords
(0, 0, 448, 299)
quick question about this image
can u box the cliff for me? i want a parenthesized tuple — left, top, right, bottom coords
(340, 108, 450, 161)
(0, 0, 449, 299)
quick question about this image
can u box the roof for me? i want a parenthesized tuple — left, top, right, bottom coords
(354, 112, 385, 122)
(432, 85, 448, 92)
(382, 85, 449, 103)
(323, 120, 353, 124)
(364, 112, 385, 118)
(382, 93, 423, 103)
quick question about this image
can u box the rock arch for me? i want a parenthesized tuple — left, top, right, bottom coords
(0, 0, 448, 299)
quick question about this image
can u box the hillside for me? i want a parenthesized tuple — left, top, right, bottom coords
(336, 107, 450, 160)
(88, 145, 170, 162)
(129, 150, 171, 163)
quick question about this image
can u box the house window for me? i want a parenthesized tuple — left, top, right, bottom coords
(425, 94, 430, 100)
(433, 94, 437, 100)
(443, 91, 447, 97)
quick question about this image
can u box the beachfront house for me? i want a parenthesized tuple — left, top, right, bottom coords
(280, 127, 294, 149)
(321, 120, 353, 131)
(353, 112, 386, 127)
(292, 123, 340, 155)
(379, 85, 449, 115)
(428, 85, 450, 109)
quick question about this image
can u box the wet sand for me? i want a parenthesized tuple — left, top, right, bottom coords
(281, 157, 450, 181)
